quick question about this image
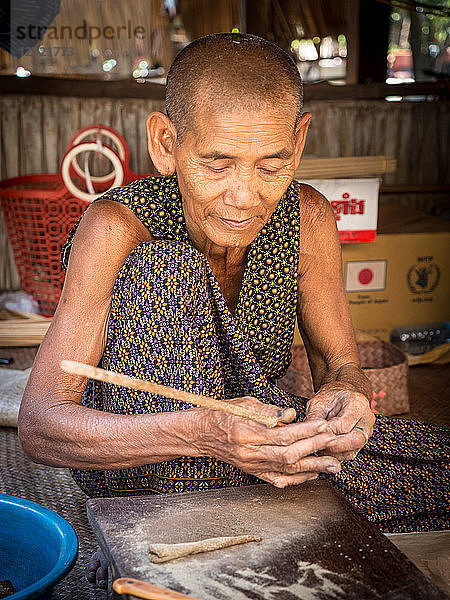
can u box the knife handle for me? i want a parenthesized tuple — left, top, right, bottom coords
(113, 577, 203, 600)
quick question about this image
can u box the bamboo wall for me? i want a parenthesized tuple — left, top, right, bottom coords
(0, 93, 448, 290)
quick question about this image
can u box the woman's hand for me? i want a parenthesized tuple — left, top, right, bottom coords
(193, 396, 342, 487)
(304, 382, 375, 461)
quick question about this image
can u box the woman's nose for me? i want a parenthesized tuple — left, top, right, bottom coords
(222, 179, 260, 210)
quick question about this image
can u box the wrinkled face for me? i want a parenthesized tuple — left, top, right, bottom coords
(173, 104, 303, 250)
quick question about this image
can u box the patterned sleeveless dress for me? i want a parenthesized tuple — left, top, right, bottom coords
(61, 174, 449, 533)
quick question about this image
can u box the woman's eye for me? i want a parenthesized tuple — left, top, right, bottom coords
(259, 167, 279, 174)
(207, 165, 228, 173)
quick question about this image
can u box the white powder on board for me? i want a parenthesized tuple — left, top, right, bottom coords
(165, 560, 351, 600)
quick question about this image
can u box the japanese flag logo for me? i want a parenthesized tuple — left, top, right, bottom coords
(345, 260, 387, 292)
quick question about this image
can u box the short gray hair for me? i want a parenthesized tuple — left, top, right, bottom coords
(165, 32, 303, 142)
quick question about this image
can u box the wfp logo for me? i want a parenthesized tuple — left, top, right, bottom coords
(407, 262, 440, 294)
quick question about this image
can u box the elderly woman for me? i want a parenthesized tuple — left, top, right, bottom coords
(19, 34, 448, 583)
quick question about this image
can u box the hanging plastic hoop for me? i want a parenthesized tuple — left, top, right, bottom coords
(68, 126, 129, 183)
(61, 142, 124, 202)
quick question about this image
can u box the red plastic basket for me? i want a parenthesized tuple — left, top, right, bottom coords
(0, 174, 89, 316)
(0, 126, 148, 317)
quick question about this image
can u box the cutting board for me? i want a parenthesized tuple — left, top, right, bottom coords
(87, 481, 446, 600)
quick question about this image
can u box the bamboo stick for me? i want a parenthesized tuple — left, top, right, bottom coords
(1, 308, 48, 321)
(0, 318, 51, 346)
(295, 155, 396, 179)
(61, 360, 280, 428)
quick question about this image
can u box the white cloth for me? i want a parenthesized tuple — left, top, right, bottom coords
(0, 367, 31, 427)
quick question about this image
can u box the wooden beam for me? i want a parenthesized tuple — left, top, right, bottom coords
(0, 75, 165, 100)
(295, 156, 396, 180)
(380, 184, 450, 194)
(303, 80, 449, 101)
(0, 75, 448, 102)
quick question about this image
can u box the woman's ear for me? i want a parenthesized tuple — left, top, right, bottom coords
(146, 112, 177, 176)
(293, 112, 311, 171)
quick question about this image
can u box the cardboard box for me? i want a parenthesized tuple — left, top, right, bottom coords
(342, 206, 450, 341)
(293, 205, 450, 344)
(300, 178, 379, 243)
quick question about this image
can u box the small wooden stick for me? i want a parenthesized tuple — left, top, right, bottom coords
(61, 360, 279, 428)
(113, 577, 202, 600)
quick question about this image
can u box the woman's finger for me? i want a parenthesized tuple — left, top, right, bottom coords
(261, 471, 320, 488)
(223, 429, 337, 474)
(277, 407, 297, 423)
(323, 428, 367, 457)
(283, 454, 341, 475)
(260, 419, 330, 446)
(248, 432, 338, 473)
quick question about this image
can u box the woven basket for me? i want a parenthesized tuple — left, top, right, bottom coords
(279, 340, 409, 416)
(0, 125, 149, 317)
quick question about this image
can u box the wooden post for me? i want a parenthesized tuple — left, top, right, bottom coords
(346, 0, 391, 84)
(246, 0, 273, 41)
(345, 0, 360, 85)
(240, 0, 247, 33)
(358, 0, 391, 82)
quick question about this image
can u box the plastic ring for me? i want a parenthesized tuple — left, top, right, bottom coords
(61, 142, 124, 202)
(69, 127, 127, 183)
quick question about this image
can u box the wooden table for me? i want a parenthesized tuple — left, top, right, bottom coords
(87, 481, 446, 600)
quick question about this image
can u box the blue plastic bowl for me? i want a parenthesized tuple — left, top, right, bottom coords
(0, 494, 78, 600)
